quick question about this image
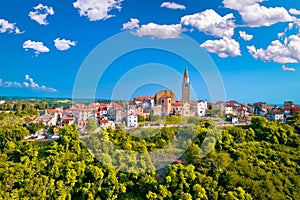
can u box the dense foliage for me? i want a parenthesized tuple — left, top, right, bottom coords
(0, 114, 299, 199)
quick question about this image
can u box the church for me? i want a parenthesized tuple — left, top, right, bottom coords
(153, 68, 191, 117)
(123, 68, 208, 127)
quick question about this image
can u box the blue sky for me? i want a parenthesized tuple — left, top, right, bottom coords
(0, 0, 300, 104)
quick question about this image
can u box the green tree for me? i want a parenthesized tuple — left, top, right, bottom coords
(0, 122, 29, 149)
(186, 143, 202, 164)
(211, 108, 224, 118)
(26, 122, 44, 134)
(86, 118, 98, 133)
(293, 111, 300, 132)
(114, 100, 123, 106)
(138, 115, 145, 122)
(166, 116, 181, 124)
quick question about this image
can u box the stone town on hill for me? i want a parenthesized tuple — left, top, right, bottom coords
(27, 68, 300, 131)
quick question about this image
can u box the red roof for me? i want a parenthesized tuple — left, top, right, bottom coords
(134, 96, 154, 101)
(47, 109, 62, 113)
(283, 106, 292, 111)
(272, 111, 283, 115)
(110, 102, 123, 109)
(100, 120, 109, 123)
(267, 106, 275, 110)
(99, 106, 107, 111)
(291, 106, 300, 114)
(171, 102, 182, 106)
(237, 107, 244, 111)
(227, 100, 239, 104)
(128, 102, 136, 105)
(184, 68, 189, 78)
(61, 116, 74, 121)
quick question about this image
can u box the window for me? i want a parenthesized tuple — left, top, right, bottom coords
(162, 100, 164, 104)
(169, 100, 171, 103)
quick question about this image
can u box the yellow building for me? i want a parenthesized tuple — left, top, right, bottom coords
(154, 90, 175, 116)
(154, 90, 175, 105)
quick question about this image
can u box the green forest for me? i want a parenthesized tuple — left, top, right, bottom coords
(0, 111, 300, 199)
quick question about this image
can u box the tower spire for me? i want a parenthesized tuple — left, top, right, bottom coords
(182, 68, 190, 104)
(184, 68, 189, 78)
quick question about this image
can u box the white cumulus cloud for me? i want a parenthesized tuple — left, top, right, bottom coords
(23, 40, 50, 56)
(289, 8, 300, 15)
(239, 31, 253, 41)
(0, 79, 22, 88)
(181, 9, 235, 38)
(134, 23, 182, 39)
(29, 4, 54, 25)
(223, 0, 295, 27)
(200, 36, 241, 58)
(282, 65, 296, 72)
(247, 35, 300, 65)
(278, 32, 285, 39)
(54, 38, 76, 51)
(0, 75, 57, 92)
(23, 74, 57, 92)
(0, 19, 23, 34)
(161, 2, 186, 10)
(73, 0, 123, 21)
(277, 21, 298, 39)
(122, 18, 140, 30)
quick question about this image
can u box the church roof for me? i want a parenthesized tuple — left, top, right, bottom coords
(184, 68, 189, 78)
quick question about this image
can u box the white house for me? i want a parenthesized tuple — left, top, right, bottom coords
(100, 120, 116, 129)
(35, 114, 56, 127)
(97, 106, 108, 120)
(267, 111, 284, 123)
(225, 105, 233, 115)
(46, 109, 63, 124)
(232, 116, 239, 124)
(127, 114, 138, 128)
(274, 113, 284, 122)
(197, 100, 207, 117)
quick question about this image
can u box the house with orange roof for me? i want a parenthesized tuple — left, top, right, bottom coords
(61, 116, 75, 126)
(35, 114, 56, 127)
(171, 101, 183, 116)
(266, 111, 284, 122)
(100, 120, 115, 129)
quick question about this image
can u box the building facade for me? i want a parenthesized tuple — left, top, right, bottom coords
(197, 100, 207, 117)
(182, 68, 190, 104)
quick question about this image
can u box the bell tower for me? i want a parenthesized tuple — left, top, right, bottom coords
(182, 68, 190, 104)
